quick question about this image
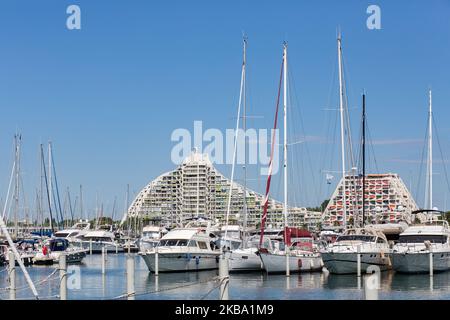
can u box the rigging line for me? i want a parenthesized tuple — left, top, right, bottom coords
(341, 52, 356, 170)
(287, 62, 319, 206)
(259, 56, 283, 246)
(415, 123, 428, 204)
(432, 116, 450, 196)
(40, 144, 54, 232)
(2, 161, 15, 221)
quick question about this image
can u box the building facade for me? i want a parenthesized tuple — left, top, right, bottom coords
(128, 151, 317, 228)
(322, 173, 418, 227)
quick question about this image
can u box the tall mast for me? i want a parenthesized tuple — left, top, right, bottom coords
(13, 134, 21, 238)
(242, 36, 248, 248)
(337, 33, 347, 229)
(283, 43, 288, 232)
(282, 43, 290, 278)
(48, 142, 53, 218)
(79, 185, 83, 220)
(428, 89, 433, 210)
(362, 93, 366, 227)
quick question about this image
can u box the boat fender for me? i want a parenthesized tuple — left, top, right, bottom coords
(186, 253, 192, 261)
(298, 259, 302, 270)
(216, 256, 220, 263)
(195, 256, 200, 265)
(42, 245, 48, 256)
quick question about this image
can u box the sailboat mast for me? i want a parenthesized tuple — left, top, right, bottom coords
(337, 34, 347, 229)
(14, 134, 21, 238)
(79, 184, 83, 221)
(283, 43, 288, 231)
(428, 89, 433, 210)
(282, 43, 290, 277)
(48, 142, 53, 219)
(242, 36, 248, 249)
(362, 93, 366, 227)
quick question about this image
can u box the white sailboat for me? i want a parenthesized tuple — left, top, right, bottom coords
(258, 42, 322, 274)
(392, 90, 450, 273)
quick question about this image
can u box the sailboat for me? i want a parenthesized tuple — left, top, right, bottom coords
(257, 43, 322, 274)
(225, 38, 265, 272)
(391, 90, 450, 273)
(320, 35, 391, 274)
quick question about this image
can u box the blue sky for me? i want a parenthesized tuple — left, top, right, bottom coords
(1, 0, 450, 220)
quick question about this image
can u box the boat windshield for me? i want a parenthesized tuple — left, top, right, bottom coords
(159, 239, 189, 246)
(336, 235, 376, 242)
(143, 232, 160, 239)
(399, 234, 447, 244)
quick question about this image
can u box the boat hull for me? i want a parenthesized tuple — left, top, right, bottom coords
(141, 252, 220, 273)
(321, 252, 391, 274)
(259, 251, 323, 274)
(78, 241, 123, 254)
(228, 248, 263, 272)
(392, 252, 450, 273)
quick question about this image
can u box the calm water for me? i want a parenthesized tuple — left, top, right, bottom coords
(1, 253, 450, 300)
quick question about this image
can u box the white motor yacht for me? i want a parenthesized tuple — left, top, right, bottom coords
(78, 230, 123, 253)
(33, 238, 89, 265)
(392, 212, 450, 273)
(216, 225, 242, 251)
(321, 227, 391, 274)
(139, 227, 221, 273)
(138, 225, 168, 252)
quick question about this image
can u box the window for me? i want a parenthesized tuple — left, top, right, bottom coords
(177, 240, 188, 246)
(189, 240, 198, 247)
(336, 235, 376, 242)
(198, 241, 208, 249)
(166, 239, 179, 246)
(399, 235, 447, 244)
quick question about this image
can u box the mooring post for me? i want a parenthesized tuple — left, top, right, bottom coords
(59, 254, 67, 300)
(155, 246, 159, 276)
(9, 251, 16, 300)
(89, 239, 92, 255)
(101, 247, 106, 274)
(357, 244, 361, 277)
(116, 244, 118, 254)
(285, 246, 290, 277)
(126, 254, 135, 300)
(429, 248, 434, 277)
(219, 255, 229, 300)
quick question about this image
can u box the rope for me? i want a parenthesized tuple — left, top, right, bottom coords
(110, 276, 220, 300)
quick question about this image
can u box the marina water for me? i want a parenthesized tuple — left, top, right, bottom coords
(1, 253, 450, 300)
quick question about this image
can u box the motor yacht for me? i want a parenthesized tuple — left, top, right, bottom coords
(321, 227, 391, 274)
(33, 238, 89, 265)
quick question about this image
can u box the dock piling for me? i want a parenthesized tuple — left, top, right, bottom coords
(9, 251, 16, 300)
(219, 255, 229, 300)
(429, 249, 433, 277)
(357, 244, 361, 277)
(126, 254, 135, 300)
(101, 247, 106, 274)
(59, 254, 67, 300)
(89, 239, 92, 255)
(155, 247, 159, 276)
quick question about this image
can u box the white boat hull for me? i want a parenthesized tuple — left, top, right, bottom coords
(228, 248, 263, 272)
(392, 252, 450, 273)
(321, 252, 391, 274)
(141, 252, 220, 273)
(259, 251, 323, 274)
(78, 241, 123, 253)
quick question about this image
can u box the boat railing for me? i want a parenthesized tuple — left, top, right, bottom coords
(393, 241, 448, 253)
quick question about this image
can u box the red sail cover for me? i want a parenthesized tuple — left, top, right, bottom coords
(284, 227, 312, 246)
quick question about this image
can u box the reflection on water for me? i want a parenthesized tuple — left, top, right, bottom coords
(1, 254, 450, 299)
